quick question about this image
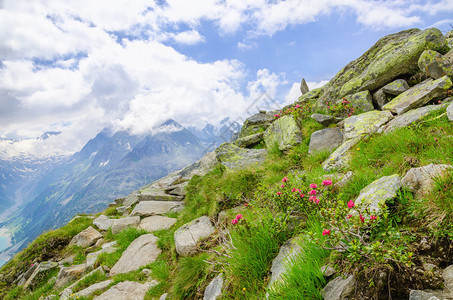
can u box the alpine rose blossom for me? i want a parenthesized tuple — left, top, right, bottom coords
(359, 214, 365, 223)
(277, 192, 282, 195)
(309, 190, 317, 195)
(282, 177, 289, 183)
(309, 183, 317, 189)
(322, 179, 332, 186)
(346, 214, 352, 219)
(309, 196, 320, 204)
(231, 219, 238, 225)
(370, 215, 377, 221)
(347, 200, 355, 209)
(300, 193, 305, 198)
(236, 214, 243, 220)
(322, 229, 331, 236)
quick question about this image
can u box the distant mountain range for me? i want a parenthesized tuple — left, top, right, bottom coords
(0, 118, 240, 262)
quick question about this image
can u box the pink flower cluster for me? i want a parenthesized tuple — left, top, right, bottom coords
(231, 214, 243, 225)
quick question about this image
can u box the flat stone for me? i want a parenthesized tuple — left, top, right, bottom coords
(322, 275, 355, 300)
(131, 201, 184, 217)
(447, 102, 453, 121)
(111, 216, 141, 234)
(308, 127, 343, 154)
(321, 265, 337, 277)
(138, 189, 184, 201)
(204, 274, 224, 300)
(159, 293, 168, 300)
(409, 290, 441, 300)
(234, 132, 264, 148)
(322, 138, 361, 172)
(383, 76, 452, 115)
(311, 114, 342, 126)
(264, 115, 303, 152)
(110, 234, 162, 276)
(382, 79, 410, 95)
(123, 193, 139, 207)
(60, 266, 105, 300)
(381, 104, 446, 133)
(93, 280, 158, 300)
(85, 242, 118, 271)
(343, 110, 393, 141)
(74, 279, 113, 298)
(443, 265, 453, 290)
(354, 174, 401, 214)
(139, 215, 177, 232)
(164, 182, 188, 196)
(69, 226, 103, 248)
(23, 261, 59, 290)
(268, 238, 302, 287)
(215, 143, 267, 170)
(93, 215, 114, 231)
(402, 164, 453, 198)
(54, 263, 86, 290)
(174, 216, 215, 256)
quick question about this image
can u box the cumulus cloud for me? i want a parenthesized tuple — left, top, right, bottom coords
(171, 30, 205, 44)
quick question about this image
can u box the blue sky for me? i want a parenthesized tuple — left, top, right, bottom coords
(0, 0, 452, 157)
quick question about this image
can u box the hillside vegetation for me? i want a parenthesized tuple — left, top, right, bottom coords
(1, 27, 453, 300)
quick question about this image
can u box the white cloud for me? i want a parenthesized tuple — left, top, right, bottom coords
(307, 80, 329, 90)
(171, 30, 205, 45)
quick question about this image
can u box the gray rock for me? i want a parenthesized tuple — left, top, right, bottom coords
(215, 143, 267, 170)
(174, 216, 215, 256)
(123, 193, 139, 207)
(338, 90, 374, 113)
(54, 263, 86, 290)
(402, 164, 453, 198)
(383, 76, 452, 115)
(85, 242, 118, 271)
(308, 127, 343, 154)
(164, 182, 188, 196)
(93, 215, 114, 231)
(15, 264, 37, 286)
(111, 216, 141, 234)
(409, 290, 440, 300)
(114, 197, 125, 205)
(131, 201, 184, 217)
(234, 132, 264, 148)
(268, 238, 302, 287)
(322, 275, 355, 300)
(443, 265, 453, 289)
(204, 274, 223, 300)
(139, 215, 177, 232)
(381, 104, 446, 133)
(141, 268, 152, 276)
(263, 115, 303, 152)
(159, 293, 168, 300)
(139, 189, 184, 201)
(322, 137, 361, 172)
(372, 88, 389, 109)
(116, 206, 127, 214)
(300, 78, 309, 95)
(110, 234, 161, 276)
(23, 261, 59, 289)
(60, 266, 105, 300)
(93, 280, 158, 300)
(333, 171, 354, 189)
(447, 102, 453, 121)
(69, 226, 103, 248)
(311, 114, 342, 126)
(321, 265, 337, 277)
(354, 174, 401, 214)
(238, 111, 274, 139)
(343, 110, 393, 141)
(418, 49, 453, 79)
(299, 87, 324, 104)
(73, 279, 113, 298)
(382, 79, 410, 95)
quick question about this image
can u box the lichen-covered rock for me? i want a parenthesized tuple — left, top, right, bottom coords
(418, 49, 453, 79)
(60, 266, 106, 300)
(448, 102, 453, 121)
(73, 280, 113, 299)
(311, 113, 342, 126)
(138, 189, 184, 201)
(300, 78, 309, 95)
(338, 90, 374, 113)
(23, 261, 59, 289)
(268, 238, 302, 287)
(322, 137, 361, 172)
(383, 76, 452, 115)
(139, 215, 177, 232)
(354, 174, 401, 214)
(234, 132, 264, 148)
(382, 79, 410, 95)
(447, 30, 453, 48)
(215, 143, 267, 169)
(372, 88, 389, 109)
(174, 216, 215, 256)
(380, 104, 446, 133)
(322, 275, 355, 300)
(69, 226, 103, 248)
(110, 234, 161, 276)
(238, 111, 274, 139)
(54, 263, 86, 290)
(131, 200, 183, 217)
(343, 110, 393, 141)
(402, 164, 453, 198)
(263, 115, 303, 152)
(308, 127, 343, 154)
(204, 274, 224, 300)
(111, 216, 141, 234)
(317, 28, 447, 108)
(94, 280, 158, 300)
(298, 87, 324, 103)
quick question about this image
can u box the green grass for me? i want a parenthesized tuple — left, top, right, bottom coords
(144, 258, 172, 299)
(172, 253, 209, 299)
(72, 268, 108, 293)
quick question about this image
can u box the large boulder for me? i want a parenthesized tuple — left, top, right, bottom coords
(238, 111, 274, 139)
(338, 90, 374, 113)
(215, 143, 267, 170)
(263, 115, 303, 152)
(110, 234, 162, 276)
(234, 132, 264, 148)
(174, 216, 215, 256)
(311, 114, 342, 126)
(418, 49, 453, 79)
(354, 174, 401, 214)
(123, 193, 139, 207)
(447, 30, 453, 48)
(54, 263, 86, 290)
(308, 128, 343, 154)
(138, 188, 184, 202)
(383, 76, 452, 115)
(164, 182, 188, 196)
(69, 226, 103, 248)
(111, 216, 141, 234)
(204, 274, 224, 300)
(322, 137, 361, 172)
(300, 78, 309, 94)
(317, 28, 447, 108)
(131, 201, 183, 217)
(268, 238, 302, 287)
(343, 110, 393, 141)
(322, 275, 355, 300)
(93, 215, 114, 231)
(402, 164, 453, 198)
(139, 215, 177, 232)
(93, 280, 158, 300)
(373, 79, 410, 109)
(298, 87, 324, 104)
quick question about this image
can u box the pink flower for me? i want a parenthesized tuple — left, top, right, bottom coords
(347, 200, 355, 209)
(309, 196, 320, 204)
(281, 184, 285, 188)
(291, 188, 296, 192)
(322, 179, 332, 186)
(282, 177, 289, 183)
(370, 215, 377, 221)
(309, 189, 317, 195)
(231, 219, 238, 225)
(245, 203, 248, 207)
(277, 192, 282, 195)
(275, 114, 280, 118)
(309, 183, 317, 189)
(295, 104, 300, 108)
(359, 214, 365, 223)
(299, 193, 305, 198)
(346, 214, 352, 219)
(322, 229, 331, 236)
(236, 214, 243, 220)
